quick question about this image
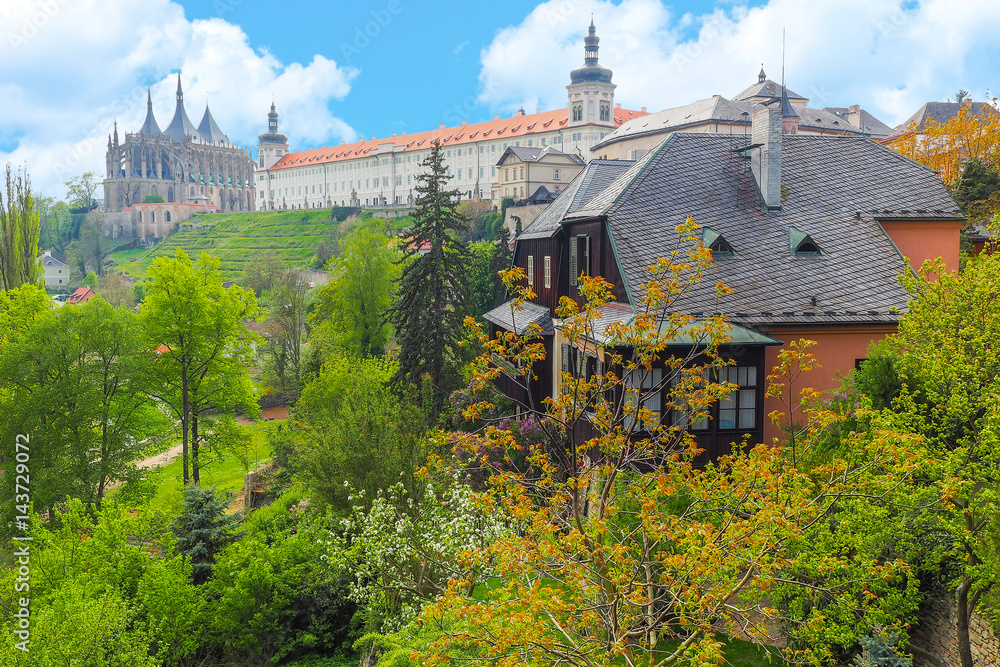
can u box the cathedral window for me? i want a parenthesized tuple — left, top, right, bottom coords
(572, 105, 583, 121)
(600, 104, 610, 122)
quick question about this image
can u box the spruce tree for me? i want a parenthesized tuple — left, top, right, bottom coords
(390, 140, 471, 416)
(174, 486, 240, 585)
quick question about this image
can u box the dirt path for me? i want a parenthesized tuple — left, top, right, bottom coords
(138, 442, 185, 470)
(135, 406, 289, 470)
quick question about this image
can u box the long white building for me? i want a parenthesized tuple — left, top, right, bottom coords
(254, 22, 646, 211)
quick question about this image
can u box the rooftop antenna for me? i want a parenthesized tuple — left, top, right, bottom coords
(781, 28, 786, 94)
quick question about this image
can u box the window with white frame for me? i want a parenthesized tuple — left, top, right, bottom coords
(543, 256, 551, 288)
(526, 255, 534, 285)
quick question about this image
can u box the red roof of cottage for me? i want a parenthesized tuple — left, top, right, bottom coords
(66, 287, 95, 305)
(269, 107, 647, 171)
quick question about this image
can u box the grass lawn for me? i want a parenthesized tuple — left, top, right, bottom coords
(110, 208, 416, 281)
(140, 439, 272, 516)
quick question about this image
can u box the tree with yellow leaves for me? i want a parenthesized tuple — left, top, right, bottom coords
(415, 218, 920, 666)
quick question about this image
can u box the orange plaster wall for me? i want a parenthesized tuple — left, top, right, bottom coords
(759, 325, 897, 443)
(879, 220, 964, 274)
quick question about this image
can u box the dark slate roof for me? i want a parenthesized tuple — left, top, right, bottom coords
(518, 159, 634, 240)
(163, 76, 204, 144)
(893, 101, 999, 134)
(197, 105, 231, 147)
(734, 79, 807, 103)
(39, 253, 67, 268)
(823, 107, 895, 139)
(566, 132, 963, 326)
(483, 300, 554, 335)
(497, 145, 586, 166)
(593, 96, 867, 152)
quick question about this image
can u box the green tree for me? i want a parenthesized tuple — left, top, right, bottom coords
(207, 500, 356, 666)
(64, 170, 100, 212)
(467, 240, 499, 317)
(141, 250, 260, 485)
(953, 158, 1000, 222)
(0, 499, 193, 666)
(84, 269, 99, 289)
(312, 219, 400, 359)
(240, 250, 287, 296)
(389, 140, 471, 415)
(0, 297, 167, 516)
(37, 197, 75, 252)
(292, 356, 421, 514)
(873, 247, 1000, 667)
(0, 163, 42, 290)
(174, 485, 240, 585)
(98, 269, 137, 309)
(260, 269, 311, 392)
(142, 192, 166, 203)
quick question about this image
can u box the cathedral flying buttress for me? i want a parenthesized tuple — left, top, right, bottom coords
(104, 74, 256, 215)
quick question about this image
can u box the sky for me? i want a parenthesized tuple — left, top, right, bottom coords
(2, 0, 999, 199)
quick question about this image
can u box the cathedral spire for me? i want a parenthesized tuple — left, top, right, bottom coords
(139, 88, 161, 136)
(163, 73, 203, 143)
(198, 103, 230, 147)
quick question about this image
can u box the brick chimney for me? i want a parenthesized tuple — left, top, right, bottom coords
(751, 102, 783, 210)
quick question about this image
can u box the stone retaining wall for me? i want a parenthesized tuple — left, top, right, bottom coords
(910, 598, 1000, 667)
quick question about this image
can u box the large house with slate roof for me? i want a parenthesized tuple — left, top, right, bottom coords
(104, 75, 256, 214)
(592, 66, 894, 161)
(485, 101, 964, 459)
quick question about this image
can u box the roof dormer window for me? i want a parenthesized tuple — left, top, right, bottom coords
(790, 227, 822, 255)
(703, 228, 734, 256)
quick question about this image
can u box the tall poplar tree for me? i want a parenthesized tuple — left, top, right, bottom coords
(0, 164, 42, 291)
(390, 140, 471, 415)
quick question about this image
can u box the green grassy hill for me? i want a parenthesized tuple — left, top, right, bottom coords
(112, 209, 344, 280)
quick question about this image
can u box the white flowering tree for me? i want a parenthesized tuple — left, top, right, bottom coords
(324, 456, 510, 630)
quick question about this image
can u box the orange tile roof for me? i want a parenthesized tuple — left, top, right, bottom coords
(270, 107, 647, 171)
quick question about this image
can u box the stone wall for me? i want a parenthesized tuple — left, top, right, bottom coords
(243, 461, 276, 510)
(910, 598, 1000, 667)
(504, 204, 548, 235)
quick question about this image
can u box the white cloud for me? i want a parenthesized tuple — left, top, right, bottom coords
(478, 0, 1000, 128)
(0, 0, 357, 198)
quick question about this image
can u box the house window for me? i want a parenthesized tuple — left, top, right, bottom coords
(543, 256, 551, 288)
(527, 255, 534, 286)
(568, 234, 590, 287)
(718, 366, 758, 429)
(572, 133, 582, 142)
(561, 344, 600, 381)
(625, 367, 664, 429)
(554, 169, 561, 180)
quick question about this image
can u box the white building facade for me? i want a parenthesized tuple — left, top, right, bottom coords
(254, 23, 645, 211)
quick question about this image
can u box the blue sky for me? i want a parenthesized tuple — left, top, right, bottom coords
(1, 0, 998, 197)
(169, 0, 761, 138)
